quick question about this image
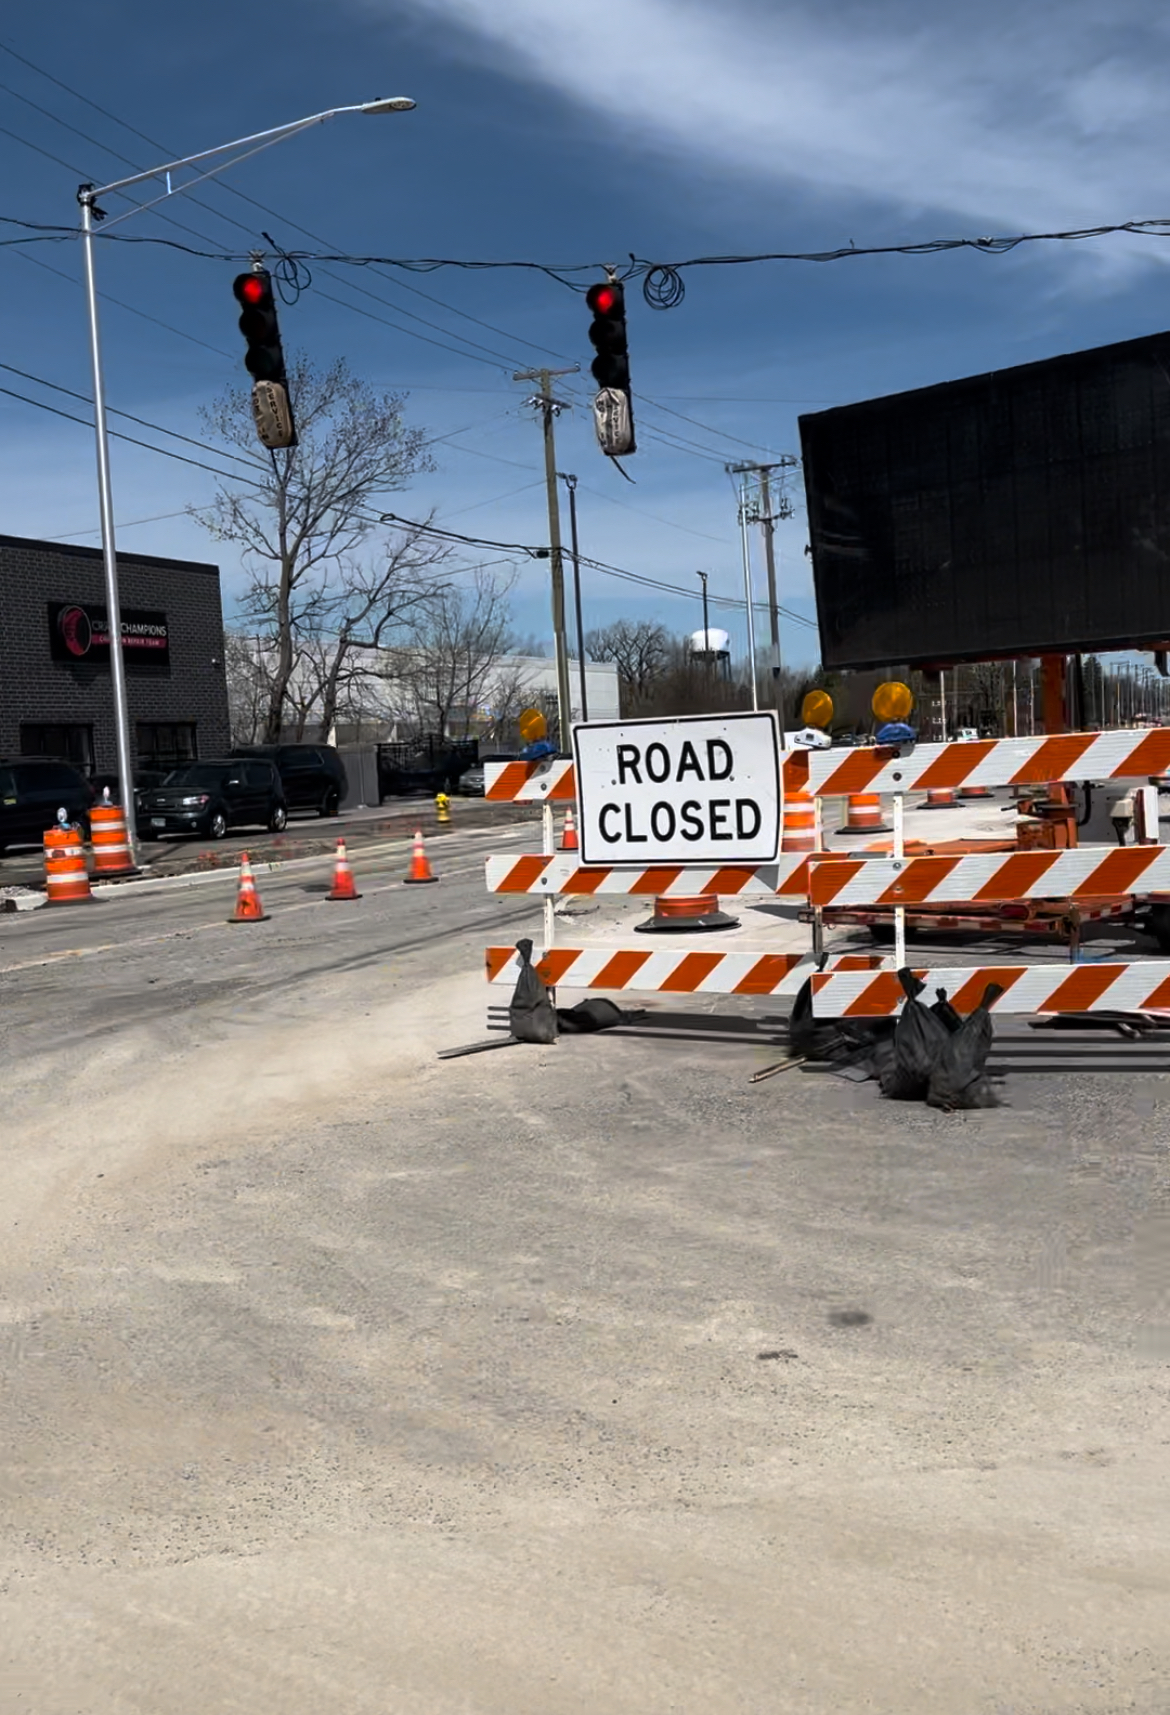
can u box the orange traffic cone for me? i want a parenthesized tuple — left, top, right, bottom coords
(560, 809, 579, 852)
(326, 837, 361, 900)
(921, 787, 959, 809)
(228, 852, 268, 922)
(403, 828, 438, 884)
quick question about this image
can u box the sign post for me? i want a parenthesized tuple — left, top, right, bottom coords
(573, 712, 782, 867)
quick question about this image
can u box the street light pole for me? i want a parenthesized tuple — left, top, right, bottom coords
(78, 190, 134, 843)
(696, 571, 710, 668)
(75, 97, 414, 863)
(737, 482, 759, 710)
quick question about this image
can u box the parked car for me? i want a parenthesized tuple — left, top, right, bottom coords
(230, 743, 348, 817)
(457, 752, 519, 797)
(139, 759, 287, 841)
(0, 757, 96, 851)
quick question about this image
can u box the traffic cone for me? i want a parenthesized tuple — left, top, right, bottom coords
(959, 785, 993, 799)
(228, 852, 268, 922)
(403, 828, 438, 884)
(326, 837, 361, 900)
(921, 787, 959, 809)
(560, 809, 579, 852)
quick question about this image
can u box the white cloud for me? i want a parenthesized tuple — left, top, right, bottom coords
(372, 0, 1170, 234)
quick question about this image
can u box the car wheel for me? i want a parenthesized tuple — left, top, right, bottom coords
(319, 788, 340, 818)
(269, 803, 288, 833)
(208, 811, 228, 840)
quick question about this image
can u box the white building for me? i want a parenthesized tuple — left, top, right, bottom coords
(478, 655, 620, 726)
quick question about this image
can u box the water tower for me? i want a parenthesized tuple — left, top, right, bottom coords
(689, 627, 731, 679)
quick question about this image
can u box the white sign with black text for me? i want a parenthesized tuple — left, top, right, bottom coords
(574, 712, 782, 865)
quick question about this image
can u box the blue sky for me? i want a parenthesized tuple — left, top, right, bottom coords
(2, 0, 1169, 667)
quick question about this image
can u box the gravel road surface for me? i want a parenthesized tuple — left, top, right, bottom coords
(2, 820, 1168, 1713)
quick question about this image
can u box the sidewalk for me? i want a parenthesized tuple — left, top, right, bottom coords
(0, 796, 541, 891)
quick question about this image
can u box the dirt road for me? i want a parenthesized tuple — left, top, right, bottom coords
(2, 825, 1168, 1712)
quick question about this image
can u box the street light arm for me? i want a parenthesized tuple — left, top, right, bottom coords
(82, 98, 413, 202)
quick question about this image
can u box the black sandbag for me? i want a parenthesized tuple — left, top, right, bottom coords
(931, 987, 964, 1034)
(508, 938, 558, 1044)
(927, 983, 1005, 1110)
(556, 998, 645, 1033)
(787, 976, 853, 1062)
(878, 968, 950, 1100)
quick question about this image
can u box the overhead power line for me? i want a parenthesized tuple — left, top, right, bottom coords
(379, 512, 818, 628)
(3, 213, 1168, 308)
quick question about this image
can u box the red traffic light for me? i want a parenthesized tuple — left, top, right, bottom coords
(586, 282, 620, 316)
(233, 272, 268, 306)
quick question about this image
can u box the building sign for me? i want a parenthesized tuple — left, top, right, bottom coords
(48, 602, 170, 666)
(574, 711, 782, 865)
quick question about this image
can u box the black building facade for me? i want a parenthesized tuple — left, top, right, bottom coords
(0, 533, 230, 777)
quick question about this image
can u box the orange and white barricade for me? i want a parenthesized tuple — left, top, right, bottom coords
(810, 962, 1170, 1017)
(485, 947, 884, 996)
(481, 731, 1170, 1017)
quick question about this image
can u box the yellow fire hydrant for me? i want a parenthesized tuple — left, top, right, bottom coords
(435, 791, 451, 826)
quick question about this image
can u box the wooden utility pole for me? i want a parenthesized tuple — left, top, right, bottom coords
(727, 458, 797, 740)
(515, 366, 577, 744)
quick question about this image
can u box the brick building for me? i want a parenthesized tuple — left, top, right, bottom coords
(0, 533, 230, 778)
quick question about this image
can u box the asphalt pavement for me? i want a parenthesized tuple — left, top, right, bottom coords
(3, 813, 1170, 1713)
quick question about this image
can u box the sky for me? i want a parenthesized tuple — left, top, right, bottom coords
(2, 0, 1170, 668)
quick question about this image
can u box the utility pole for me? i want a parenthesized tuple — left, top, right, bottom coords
(558, 472, 588, 721)
(515, 366, 577, 745)
(728, 458, 797, 740)
(696, 571, 710, 669)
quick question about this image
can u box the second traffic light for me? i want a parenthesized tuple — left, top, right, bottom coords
(587, 279, 635, 456)
(232, 269, 297, 450)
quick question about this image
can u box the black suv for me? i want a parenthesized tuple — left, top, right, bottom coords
(230, 744, 347, 817)
(139, 759, 287, 841)
(0, 758, 96, 851)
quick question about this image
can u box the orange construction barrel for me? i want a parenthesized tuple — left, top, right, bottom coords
(90, 800, 137, 877)
(44, 822, 93, 904)
(781, 783, 817, 852)
(836, 792, 890, 836)
(635, 893, 739, 933)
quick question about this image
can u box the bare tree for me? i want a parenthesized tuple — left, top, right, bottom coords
(291, 525, 450, 740)
(395, 566, 516, 738)
(192, 357, 433, 741)
(585, 619, 670, 708)
(223, 629, 273, 746)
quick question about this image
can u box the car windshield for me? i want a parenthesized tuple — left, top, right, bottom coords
(162, 765, 228, 787)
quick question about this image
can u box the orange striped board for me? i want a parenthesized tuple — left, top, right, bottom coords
(810, 962, 1170, 1017)
(807, 727, 1170, 797)
(484, 947, 883, 995)
(485, 751, 812, 804)
(485, 853, 812, 900)
(807, 847, 1170, 908)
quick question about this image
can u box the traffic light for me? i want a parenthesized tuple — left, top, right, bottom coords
(232, 269, 297, 450)
(586, 279, 635, 456)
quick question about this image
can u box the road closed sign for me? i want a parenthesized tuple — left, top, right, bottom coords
(574, 711, 782, 865)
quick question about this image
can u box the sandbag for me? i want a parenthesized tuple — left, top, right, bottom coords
(788, 976, 851, 1062)
(878, 968, 950, 1100)
(508, 938, 558, 1044)
(556, 998, 645, 1033)
(931, 987, 964, 1034)
(927, 983, 1004, 1110)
